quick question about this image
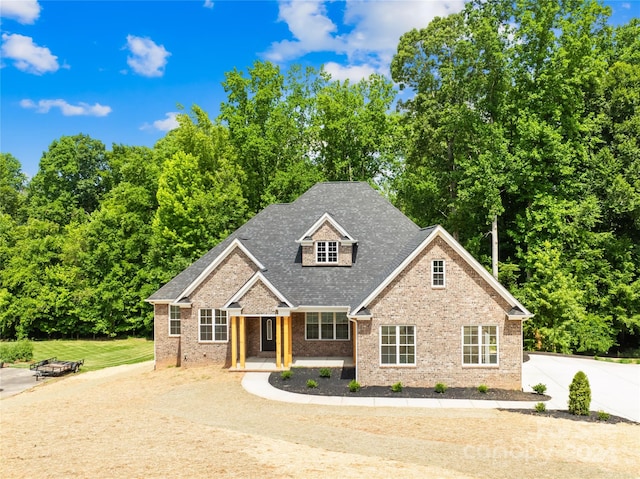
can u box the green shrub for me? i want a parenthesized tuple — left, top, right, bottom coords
(597, 410, 610, 421)
(391, 381, 403, 393)
(348, 379, 361, 392)
(532, 383, 547, 395)
(0, 340, 34, 365)
(280, 370, 292, 380)
(477, 384, 488, 394)
(319, 367, 332, 378)
(306, 379, 318, 388)
(568, 371, 591, 416)
(535, 402, 546, 413)
(434, 382, 447, 393)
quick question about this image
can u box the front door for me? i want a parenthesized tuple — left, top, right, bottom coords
(261, 316, 276, 352)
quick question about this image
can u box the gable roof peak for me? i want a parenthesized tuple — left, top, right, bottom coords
(296, 212, 357, 244)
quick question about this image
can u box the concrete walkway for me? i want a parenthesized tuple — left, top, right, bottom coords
(242, 354, 640, 422)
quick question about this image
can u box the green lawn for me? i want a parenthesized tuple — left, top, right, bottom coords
(22, 338, 154, 372)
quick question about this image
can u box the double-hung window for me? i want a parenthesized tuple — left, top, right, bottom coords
(199, 309, 228, 342)
(305, 312, 349, 340)
(432, 259, 445, 287)
(169, 305, 181, 336)
(316, 241, 338, 263)
(380, 325, 416, 365)
(463, 326, 498, 365)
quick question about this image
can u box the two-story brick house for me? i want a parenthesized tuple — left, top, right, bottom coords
(147, 182, 532, 389)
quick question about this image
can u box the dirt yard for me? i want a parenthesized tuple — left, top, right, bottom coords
(1, 362, 638, 479)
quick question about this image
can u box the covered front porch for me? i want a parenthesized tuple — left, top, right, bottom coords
(229, 356, 354, 372)
(227, 313, 357, 372)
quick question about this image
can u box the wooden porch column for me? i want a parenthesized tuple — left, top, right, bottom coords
(231, 316, 238, 369)
(352, 321, 357, 366)
(275, 316, 282, 368)
(287, 316, 293, 366)
(283, 316, 290, 367)
(239, 316, 246, 369)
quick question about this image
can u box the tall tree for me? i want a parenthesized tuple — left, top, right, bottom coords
(150, 107, 249, 280)
(313, 73, 401, 185)
(27, 134, 109, 224)
(220, 61, 325, 211)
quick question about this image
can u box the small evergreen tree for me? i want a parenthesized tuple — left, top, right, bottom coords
(568, 371, 591, 415)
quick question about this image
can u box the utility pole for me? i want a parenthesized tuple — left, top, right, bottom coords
(492, 215, 498, 280)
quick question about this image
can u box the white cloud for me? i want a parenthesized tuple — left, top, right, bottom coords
(265, 0, 465, 75)
(341, 0, 465, 64)
(1, 33, 59, 74)
(265, 1, 341, 62)
(20, 98, 112, 116)
(323, 62, 378, 82)
(203, 0, 214, 9)
(142, 112, 179, 132)
(0, 0, 41, 24)
(125, 35, 171, 77)
(621, 2, 631, 9)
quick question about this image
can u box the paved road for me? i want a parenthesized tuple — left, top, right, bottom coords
(523, 353, 640, 422)
(0, 367, 45, 399)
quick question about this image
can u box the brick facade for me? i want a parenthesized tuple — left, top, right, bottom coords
(153, 248, 259, 367)
(356, 237, 522, 389)
(155, 236, 523, 388)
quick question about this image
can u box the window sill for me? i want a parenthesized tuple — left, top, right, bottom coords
(462, 364, 499, 368)
(304, 338, 351, 342)
(197, 340, 229, 344)
(379, 364, 417, 368)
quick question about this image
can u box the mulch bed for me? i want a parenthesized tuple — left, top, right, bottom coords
(269, 367, 639, 425)
(268, 367, 550, 401)
(500, 409, 638, 425)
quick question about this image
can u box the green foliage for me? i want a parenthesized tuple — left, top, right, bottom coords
(532, 383, 548, 395)
(392, 0, 640, 355)
(319, 367, 332, 378)
(597, 410, 610, 421)
(391, 381, 403, 392)
(477, 384, 489, 394)
(280, 370, 292, 380)
(434, 382, 447, 394)
(306, 379, 318, 388)
(348, 379, 361, 392)
(29, 338, 153, 372)
(535, 402, 547, 413)
(0, 340, 33, 364)
(568, 371, 592, 415)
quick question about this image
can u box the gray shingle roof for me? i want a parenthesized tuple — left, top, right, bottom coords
(147, 182, 422, 307)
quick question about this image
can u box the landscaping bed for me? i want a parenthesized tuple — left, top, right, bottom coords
(500, 408, 638, 425)
(268, 367, 550, 401)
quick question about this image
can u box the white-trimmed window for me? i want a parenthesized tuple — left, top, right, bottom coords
(169, 305, 181, 336)
(463, 326, 498, 365)
(380, 325, 416, 365)
(199, 309, 228, 342)
(305, 312, 349, 340)
(432, 259, 445, 287)
(316, 241, 338, 263)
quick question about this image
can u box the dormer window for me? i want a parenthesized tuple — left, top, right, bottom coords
(316, 241, 338, 263)
(298, 213, 357, 267)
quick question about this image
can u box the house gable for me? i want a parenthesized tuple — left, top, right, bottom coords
(353, 225, 533, 320)
(224, 272, 293, 315)
(176, 239, 265, 302)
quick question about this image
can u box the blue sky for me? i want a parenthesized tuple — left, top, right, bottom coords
(1, 0, 638, 177)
